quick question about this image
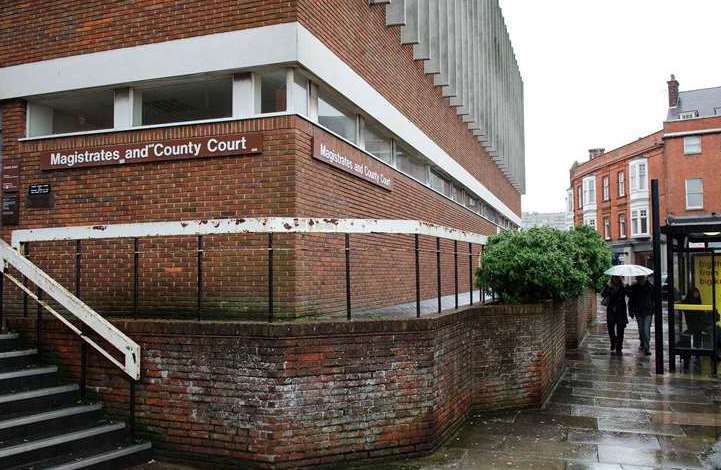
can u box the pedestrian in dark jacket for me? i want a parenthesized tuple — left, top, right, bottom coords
(601, 276, 628, 355)
(627, 275, 654, 355)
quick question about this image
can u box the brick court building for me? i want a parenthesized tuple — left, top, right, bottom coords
(569, 75, 721, 268)
(0, 1, 524, 319)
(0, 2, 536, 467)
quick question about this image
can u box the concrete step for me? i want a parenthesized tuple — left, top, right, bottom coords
(0, 422, 127, 469)
(45, 441, 153, 470)
(0, 384, 79, 417)
(0, 333, 21, 353)
(0, 349, 38, 371)
(0, 365, 58, 393)
(0, 403, 103, 442)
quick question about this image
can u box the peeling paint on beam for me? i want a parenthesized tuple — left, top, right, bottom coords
(11, 217, 488, 248)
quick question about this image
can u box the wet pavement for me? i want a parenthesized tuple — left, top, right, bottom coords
(378, 303, 721, 469)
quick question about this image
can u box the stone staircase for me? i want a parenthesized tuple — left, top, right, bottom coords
(0, 331, 151, 469)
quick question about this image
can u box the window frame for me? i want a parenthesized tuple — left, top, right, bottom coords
(629, 159, 648, 192)
(139, 75, 234, 127)
(603, 216, 611, 240)
(577, 186, 583, 209)
(685, 178, 704, 210)
(602, 176, 610, 201)
(360, 118, 393, 165)
(582, 177, 596, 206)
(618, 213, 626, 239)
(683, 136, 702, 155)
(26, 89, 116, 137)
(631, 207, 649, 237)
(617, 171, 625, 197)
(317, 86, 359, 144)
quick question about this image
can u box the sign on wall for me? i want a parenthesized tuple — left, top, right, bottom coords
(40, 133, 263, 171)
(312, 128, 393, 191)
(1, 194, 19, 225)
(2, 161, 20, 192)
(27, 184, 52, 209)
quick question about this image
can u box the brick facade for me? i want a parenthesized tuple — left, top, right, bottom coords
(0, 108, 488, 318)
(8, 301, 566, 468)
(0, 2, 518, 318)
(296, 1, 520, 213)
(0, 1, 519, 214)
(662, 115, 721, 217)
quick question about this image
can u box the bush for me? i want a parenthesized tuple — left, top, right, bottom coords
(565, 224, 612, 292)
(476, 225, 611, 304)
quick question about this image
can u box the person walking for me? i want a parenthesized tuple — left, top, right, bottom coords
(680, 287, 703, 369)
(601, 276, 629, 355)
(628, 275, 654, 356)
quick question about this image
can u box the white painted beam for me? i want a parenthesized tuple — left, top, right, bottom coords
(11, 217, 488, 246)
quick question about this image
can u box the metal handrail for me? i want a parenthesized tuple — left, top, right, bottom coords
(0, 239, 140, 380)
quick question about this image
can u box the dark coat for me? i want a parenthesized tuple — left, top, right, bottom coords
(602, 283, 628, 325)
(627, 282, 654, 317)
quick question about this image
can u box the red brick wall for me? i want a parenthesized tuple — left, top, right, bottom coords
(7, 302, 566, 468)
(0, 1, 297, 67)
(563, 288, 596, 349)
(0, 0, 521, 217)
(0, 108, 490, 318)
(297, 0, 520, 215)
(662, 122, 721, 217)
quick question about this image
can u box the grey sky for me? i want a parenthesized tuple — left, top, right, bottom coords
(499, 0, 721, 213)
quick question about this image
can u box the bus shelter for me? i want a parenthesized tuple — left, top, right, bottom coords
(662, 215, 721, 375)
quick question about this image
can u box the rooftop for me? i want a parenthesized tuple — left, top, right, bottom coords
(667, 85, 721, 120)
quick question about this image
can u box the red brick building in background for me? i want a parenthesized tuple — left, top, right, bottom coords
(569, 75, 721, 269)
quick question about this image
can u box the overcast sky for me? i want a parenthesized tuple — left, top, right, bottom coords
(499, 0, 721, 214)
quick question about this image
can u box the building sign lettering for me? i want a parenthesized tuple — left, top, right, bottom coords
(40, 133, 263, 171)
(312, 129, 392, 190)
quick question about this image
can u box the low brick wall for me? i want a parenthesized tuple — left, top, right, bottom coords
(8, 302, 565, 469)
(563, 288, 597, 349)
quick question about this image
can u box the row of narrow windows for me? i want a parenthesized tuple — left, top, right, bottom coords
(18, 68, 517, 230)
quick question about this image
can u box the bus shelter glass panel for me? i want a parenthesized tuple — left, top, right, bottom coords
(672, 253, 719, 357)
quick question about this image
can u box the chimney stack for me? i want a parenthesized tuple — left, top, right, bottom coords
(667, 74, 680, 107)
(588, 148, 605, 160)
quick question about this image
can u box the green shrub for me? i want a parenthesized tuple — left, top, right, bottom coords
(475, 225, 612, 304)
(565, 224, 612, 292)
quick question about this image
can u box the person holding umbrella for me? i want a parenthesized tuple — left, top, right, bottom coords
(628, 275, 654, 356)
(601, 276, 629, 355)
(602, 264, 653, 355)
